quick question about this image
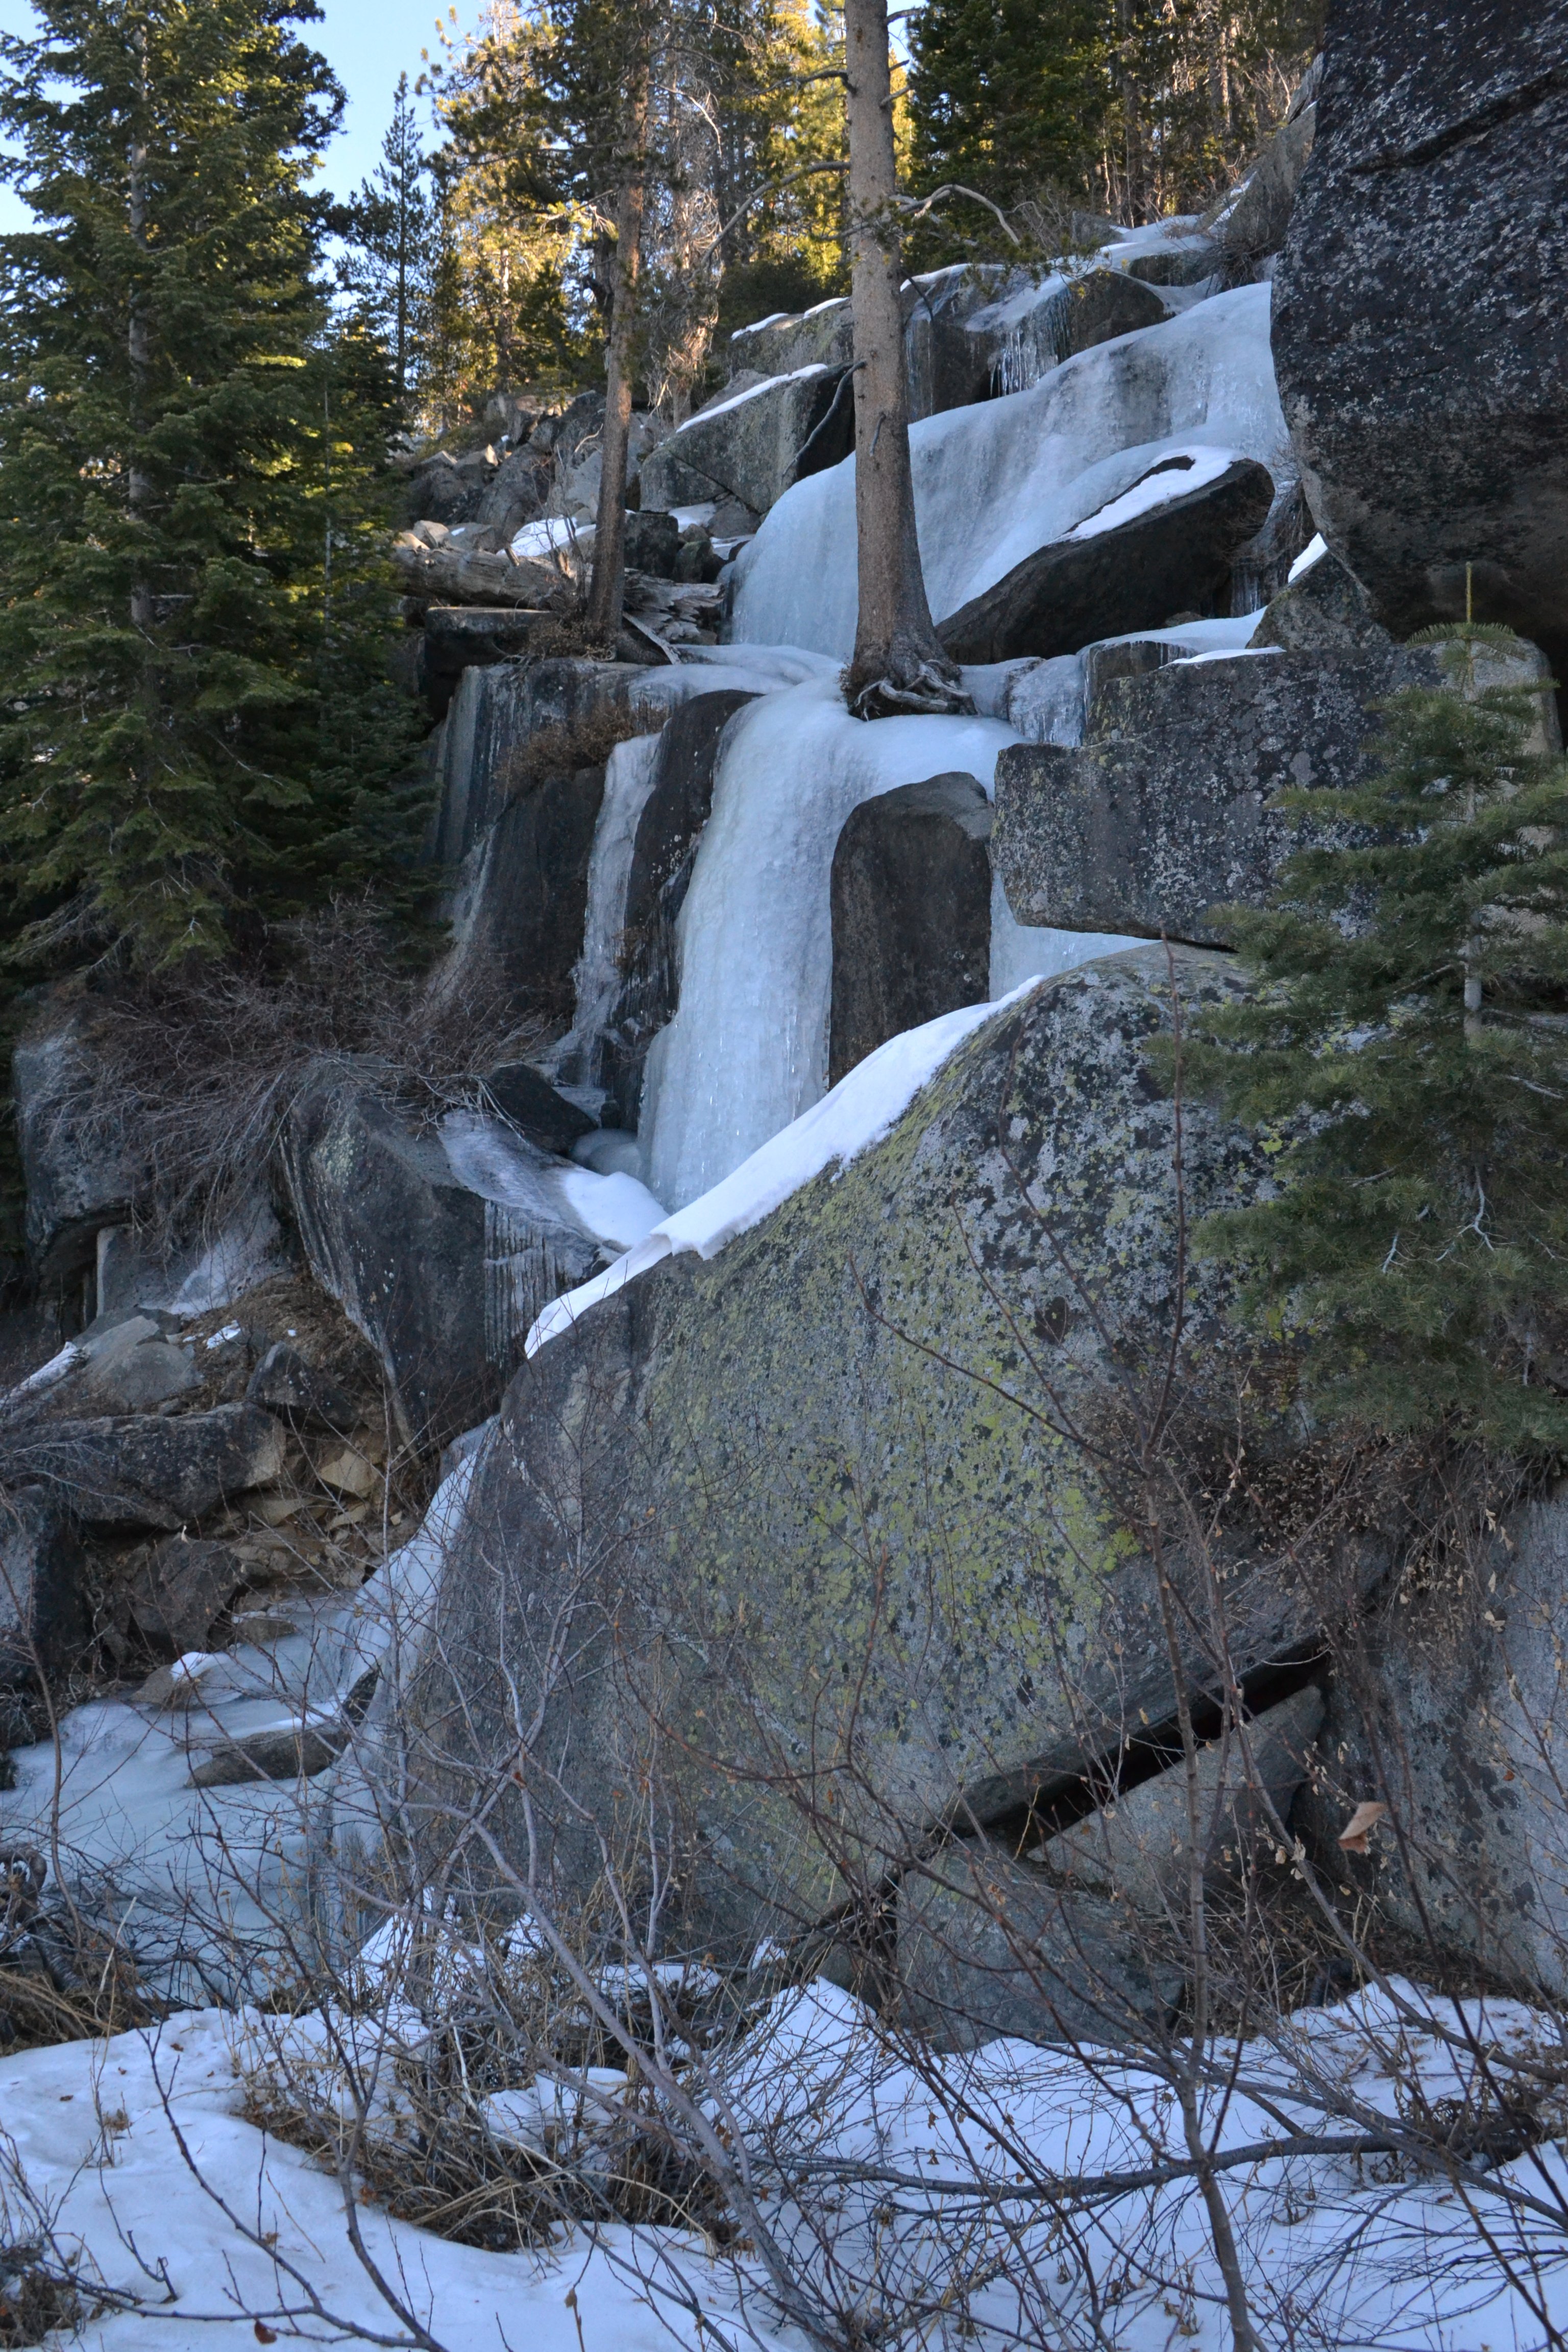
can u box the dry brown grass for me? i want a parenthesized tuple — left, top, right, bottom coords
(501, 703, 665, 797)
(46, 900, 547, 1261)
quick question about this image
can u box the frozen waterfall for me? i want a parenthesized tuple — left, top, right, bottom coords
(728, 284, 1289, 659)
(638, 676, 1139, 1211)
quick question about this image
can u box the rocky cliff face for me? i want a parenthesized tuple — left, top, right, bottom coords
(1273, 0, 1568, 669)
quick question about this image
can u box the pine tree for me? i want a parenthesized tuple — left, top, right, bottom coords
(907, 0, 1109, 230)
(336, 74, 437, 407)
(0, 0, 415, 971)
(1185, 629, 1568, 1456)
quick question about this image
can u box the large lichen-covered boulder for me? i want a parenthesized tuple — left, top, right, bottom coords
(1272, 0, 1568, 666)
(401, 949, 1357, 1959)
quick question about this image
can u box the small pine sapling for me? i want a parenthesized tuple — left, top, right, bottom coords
(1184, 624, 1568, 1455)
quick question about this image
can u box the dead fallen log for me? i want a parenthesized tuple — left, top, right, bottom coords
(392, 538, 578, 614)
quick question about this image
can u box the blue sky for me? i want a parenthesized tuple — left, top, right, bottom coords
(0, 0, 460, 233)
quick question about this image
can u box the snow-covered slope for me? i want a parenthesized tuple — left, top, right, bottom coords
(729, 284, 1287, 658)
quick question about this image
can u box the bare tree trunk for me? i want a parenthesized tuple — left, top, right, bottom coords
(587, 48, 650, 647)
(842, 0, 969, 720)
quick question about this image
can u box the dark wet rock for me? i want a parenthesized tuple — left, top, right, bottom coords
(127, 1535, 250, 1655)
(937, 457, 1275, 665)
(420, 607, 571, 721)
(481, 1065, 597, 1157)
(895, 1841, 1184, 2051)
(398, 949, 1378, 1958)
(473, 444, 552, 539)
(246, 1342, 355, 1434)
(0, 1490, 87, 1689)
(4, 1406, 285, 1533)
(594, 690, 759, 1127)
(441, 761, 608, 1019)
(828, 774, 993, 1087)
(1272, 1, 1568, 668)
(991, 643, 1436, 945)
(402, 446, 495, 529)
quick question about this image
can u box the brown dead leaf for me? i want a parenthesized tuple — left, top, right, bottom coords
(1338, 1800, 1389, 1854)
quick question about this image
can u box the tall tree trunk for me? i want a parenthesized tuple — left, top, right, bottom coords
(842, 0, 968, 719)
(128, 26, 153, 633)
(587, 47, 650, 646)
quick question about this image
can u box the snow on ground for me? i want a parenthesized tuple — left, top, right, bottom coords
(4, 1974, 1566, 2350)
(728, 284, 1288, 659)
(0, 1464, 478, 2000)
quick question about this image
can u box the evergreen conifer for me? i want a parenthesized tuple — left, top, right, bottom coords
(0, 0, 418, 971)
(1186, 628, 1568, 1456)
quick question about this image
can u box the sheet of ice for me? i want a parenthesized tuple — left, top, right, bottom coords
(439, 1107, 666, 1246)
(729, 284, 1288, 660)
(530, 984, 1036, 1355)
(639, 676, 1019, 1209)
(0, 1459, 479, 1998)
(1289, 529, 1328, 582)
(541, 731, 663, 1101)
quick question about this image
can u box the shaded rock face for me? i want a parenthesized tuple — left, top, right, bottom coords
(0, 1490, 86, 1689)
(278, 1069, 601, 1445)
(427, 658, 649, 875)
(937, 457, 1275, 665)
(991, 642, 1437, 945)
(1250, 547, 1394, 656)
(1272, 1, 1568, 669)
(640, 366, 854, 519)
(895, 1843, 1184, 2052)
(599, 691, 759, 1129)
(1210, 85, 1317, 268)
(246, 1342, 354, 1433)
(420, 608, 568, 722)
(12, 994, 146, 1285)
(278, 1074, 491, 1449)
(828, 774, 993, 1088)
(1296, 1490, 1568, 1997)
(893, 1683, 1321, 2049)
(5, 1406, 284, 1532)
(402, 949, 1359, 1959)
(443, 760, 607, 1018)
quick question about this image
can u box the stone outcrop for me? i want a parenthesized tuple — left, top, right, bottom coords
(828, 774, 993, 1087)
(12, 992, 146, 1285)
(278, 1068, 601, 1446)
(1272, 1, 1568, 668)
(480, 1064, 597, 1158)
(1208, 65, 1319, 268)
(1296, 1486, 1568, 1997)
(128, 1535, 249, 1655)
(4, 1406, 285, 1532)
(399, 948, 1374, 1959)
(640, 366, 854, 519)
(937, 457, 1275, 665)
(597, 690, 759, 1127)
(992, 642, 1434, 944)
(420, 607, 569, 720)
